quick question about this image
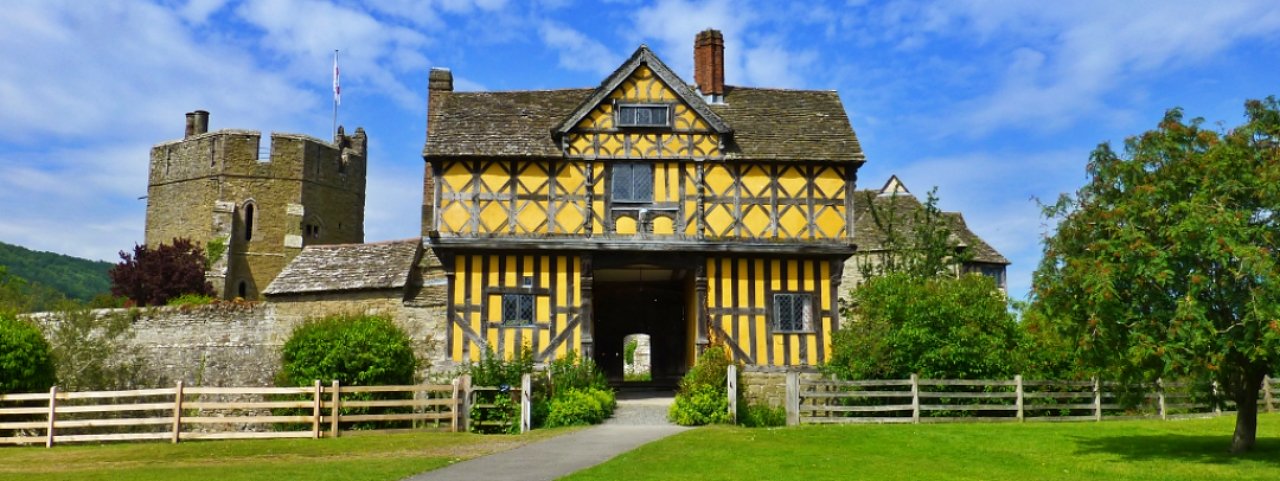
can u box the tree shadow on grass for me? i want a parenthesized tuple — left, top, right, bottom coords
(1073, 434, 1280, 466)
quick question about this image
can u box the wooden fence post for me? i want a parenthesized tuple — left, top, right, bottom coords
(727, 365, 738, 424)
(911, 374, 920, 424)
(451, 377, 460, 432)
(330, 380, 341, 438)
(460, 374, 472, 433)
(312, 380, 322, 439)
(1264, 375, 1273, 413)
(1212, 381, 1222, 416)
(1092, 377, 1102, 422)
(171, 380, 184, 444)
(1015, 375, 1024, 422)
(785, 371, 799, 426)
(520, 373, 531, 434)
(45, 386, 57, 448)
(1157, 378, 1166, 420)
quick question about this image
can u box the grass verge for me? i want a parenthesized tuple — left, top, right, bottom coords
(562, 413, 1280, 481)
(0, 428, 571, 481)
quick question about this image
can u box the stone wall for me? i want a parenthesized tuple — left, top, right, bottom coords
(740, 365, 822, 408)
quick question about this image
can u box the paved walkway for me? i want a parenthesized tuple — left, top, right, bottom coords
(404, 390, 686, 481)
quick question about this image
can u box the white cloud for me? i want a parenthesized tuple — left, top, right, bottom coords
(538, 22, 619, 76)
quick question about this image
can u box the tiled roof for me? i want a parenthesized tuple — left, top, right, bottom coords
(852, 189, 1009, 265)
(424, 87, 864, 163)
(263, 239, 421, 295)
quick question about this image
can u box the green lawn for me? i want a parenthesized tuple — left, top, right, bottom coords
(562, 414, 1280, 481)
(0, 429, 567, 481)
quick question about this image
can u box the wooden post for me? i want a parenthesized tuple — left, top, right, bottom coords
(727, 365, 738, 424)
(1212, 381, 1221, 415)
(520, 373, 531, 434)
(1264, 375, 1274, 413)
(1015, 375, 1024, 422)
(785, 371, 799, 426)
(330, 380, 341, 438)
(910, 374, 920, 424)
(451, 377, 461, 432)
(171, 380, 184, 444)
(1157, 378, 1166, 420)
(460, 374, 472, 433)
(45, 386, 57, 448)
(312, 380, 322, 439)
(1092, 377, 1102, 421)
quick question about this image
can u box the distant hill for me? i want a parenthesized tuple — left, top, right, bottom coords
(0, 241, 113, 301)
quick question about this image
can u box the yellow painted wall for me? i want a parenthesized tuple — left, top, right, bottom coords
(565, 66, 722, 160)
(448, 253, 583, 362)
(437, 160, 592, 236)
(697, 164, 847, 241)
(704, 256, 834, 366)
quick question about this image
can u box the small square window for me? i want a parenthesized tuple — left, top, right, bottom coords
(773, 293, 813, 332)
(617, 104, 670, 127)
(501, 294, 535, 327)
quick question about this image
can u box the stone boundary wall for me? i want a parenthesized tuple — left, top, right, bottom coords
(740, 365, 822, 408)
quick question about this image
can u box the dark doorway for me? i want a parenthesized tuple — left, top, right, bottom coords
(593, 268, 689, 386)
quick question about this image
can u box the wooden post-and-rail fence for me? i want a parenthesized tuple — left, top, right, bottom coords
(781, 373, 1280, 426)
(0, 375, 532, 447)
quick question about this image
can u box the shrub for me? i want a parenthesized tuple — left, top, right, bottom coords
(166, 293, 216, 307)
(544, 387, 615, 427)
(461, 348, 535, 434)
(44, 307, 151, 391)
(278, 314, 417, 387)
(109, 239, 214, 306)
(0, 316, 56, 394)
(668, 345, 734, 426)
(738, 403, 786, 428)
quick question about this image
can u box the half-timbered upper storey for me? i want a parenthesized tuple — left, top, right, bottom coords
(422, 36, 865, 256)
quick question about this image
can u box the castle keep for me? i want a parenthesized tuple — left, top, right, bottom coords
(145, 111, 368, 300)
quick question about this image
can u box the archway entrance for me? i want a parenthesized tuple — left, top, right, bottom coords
(593, 264, 690, 387)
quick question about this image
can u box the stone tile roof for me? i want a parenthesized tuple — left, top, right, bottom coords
(424, 86, 864, 163)
(852, 189, 1009, 265)
(263, 239, 421, 295)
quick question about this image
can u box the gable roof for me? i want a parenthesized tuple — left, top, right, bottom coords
(424, 48, 864, 163)
(552, 45, 731, 139)
(851, 184, 1008, 265)
(263, 239, 421, 295)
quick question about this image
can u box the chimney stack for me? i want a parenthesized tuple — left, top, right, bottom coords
(694, 29, 725, 103)
(192, 110, 209, 136)
(429, 68, 453, 92)
(184, 112, 196, 138)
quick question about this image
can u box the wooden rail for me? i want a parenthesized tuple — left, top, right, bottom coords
(783, 373, 1279, 426)
(0, 380, 462, 447)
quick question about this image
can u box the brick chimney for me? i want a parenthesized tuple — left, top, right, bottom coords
(429, 68, 453, 92)
(694, 29, 725, 103)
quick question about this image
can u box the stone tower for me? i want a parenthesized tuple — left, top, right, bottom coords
(145, 110, 367, 300)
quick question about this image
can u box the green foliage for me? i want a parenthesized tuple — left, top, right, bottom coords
(668, 345, 733, 426)
(544, 387, 616, 427)
(109, 238, 214, 307)
(624, 339, 638, 366)
(460, 348, 534, 433)
(0, 265, 71, 316)
(0, 241, 113, 302)
(204, 237, 227, 269)
(828, 273, 1022, 380)
(165, 293, 216, 307)
(1031, 97, 1280, 452)
(278, 314, 417, 387)
(737, 403, 786, 428)
(470, 391, 520, 434)
(466, 347, 535, 388)
(43, 307, 152, 391)
(856, 188, 972, 282)
(0, 316, 56, 394)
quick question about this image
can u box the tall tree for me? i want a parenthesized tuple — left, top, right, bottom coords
(108, 239, 214, 306)
(1032, 97, 1280, 453)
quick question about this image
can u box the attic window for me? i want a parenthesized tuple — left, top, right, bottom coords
(617, 104, 670, 127)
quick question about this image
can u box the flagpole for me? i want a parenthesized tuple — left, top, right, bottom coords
(332, 49, 339, 140)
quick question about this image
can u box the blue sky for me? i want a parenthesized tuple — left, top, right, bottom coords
(2, 0, 1278, 302)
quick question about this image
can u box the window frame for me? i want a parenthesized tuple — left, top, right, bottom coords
(771, 292, 814, 333)
(615, 103, 672, 128)
(500, 293, 536, 327)
(610, 162, 654, 204)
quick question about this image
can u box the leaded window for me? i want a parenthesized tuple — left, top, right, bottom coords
(773, 293, 813, 332)
(611, 163, 653, 203)
(501, 294, 535, 327)
(616, 104, 670, 127)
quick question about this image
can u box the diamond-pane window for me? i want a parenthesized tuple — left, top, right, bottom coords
(617, 104, 670, 127)
(501, 294, 535, 327)
(611, 163, 653, 203)
(773, 293, 812, 332)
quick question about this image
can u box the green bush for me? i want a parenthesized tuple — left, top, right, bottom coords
(466, 347, 534, 388)
(668, 345, 734, 426)
(532, 353, 613, 429)
(0, 316, 56, 394)
(461, 348, 534, 434)
(544, 387, 615, 427)
(738, 403, 786, 428)
(165, 293, 216, 307)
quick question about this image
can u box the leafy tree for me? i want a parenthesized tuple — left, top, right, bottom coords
(0, 316, 57, 394)
(828, 273, 1022, 380)
(108, 238, 214, 306)
(0, 266, 70, 315)
(0, 241, 113, 302)
(1031, 97, 1280, 453)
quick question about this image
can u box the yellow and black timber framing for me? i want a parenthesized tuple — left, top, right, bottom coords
(423, 37, 865, 378)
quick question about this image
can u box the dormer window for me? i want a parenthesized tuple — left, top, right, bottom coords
(616, 104, 670, 127)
